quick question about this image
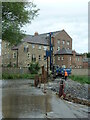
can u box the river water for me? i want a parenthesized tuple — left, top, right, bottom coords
(0, 80, 89, 119)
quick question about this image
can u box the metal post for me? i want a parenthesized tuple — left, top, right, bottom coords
(50, 33, 51, 70)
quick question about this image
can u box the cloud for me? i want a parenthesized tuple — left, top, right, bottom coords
(22, 0, 88, 53)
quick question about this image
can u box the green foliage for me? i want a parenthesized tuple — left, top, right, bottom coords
(2, 73, 37, 79)
(28, 62, 40, 74)
(7, 63, 12, 67)
(2, 2, 39, 45)
(87, 52, 90, 58)
(69, 75, 90, 84)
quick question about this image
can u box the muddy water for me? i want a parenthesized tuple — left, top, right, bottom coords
(2, 80, 52, 118)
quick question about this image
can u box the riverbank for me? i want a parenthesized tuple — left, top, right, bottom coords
(42, 78, 90, 106)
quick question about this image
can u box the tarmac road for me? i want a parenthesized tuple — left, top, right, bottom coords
(0, 80, 89, 119)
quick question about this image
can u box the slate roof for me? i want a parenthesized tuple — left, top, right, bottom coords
(55, 48, 73, 55)
(12, 29, 72, 49)
(22, 30, 64, 45)
(23, 35, 49, 46)
(83, 58, 90, 62)
(76, 53, 82, 56)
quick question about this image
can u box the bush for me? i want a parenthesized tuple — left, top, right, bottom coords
(28, 62, 40, 74)
(7, 63, 12, 67)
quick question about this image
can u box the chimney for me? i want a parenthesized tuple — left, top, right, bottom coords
(34, 32, 38, 36)
(72, 50, 76, 57)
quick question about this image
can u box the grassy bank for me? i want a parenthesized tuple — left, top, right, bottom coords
(69, 75, 90, 84)
(2, 73, 37, 79)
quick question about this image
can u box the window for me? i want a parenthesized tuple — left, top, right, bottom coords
(32, 54, 36, 62)
(61, 57, 64, 60)
(44, 55, 46, 60)
(70, 65, 72, 68)
(5, 43, 7, 48)
(57, 46, 60, 51)
(62, 40, 65, 45)
(27, 53, 30, 58)
(67, 41, 70, 45)
(39, 55, 41, 60)
(57, 40, 60, 44)
(13, 52, 16, 58)
(43, 46, 47, 51)
(58, 57, 60, 60)
(78, 65, 79, 68)
(80, 65, 82, 68)
(24, 45, 29, 52)
(27, 64, 30, 67)
(13, 63, 16, 67)
(76, 57, 79, 61)
(32, 44, 35, 49)
(39, 45, 41, 49)
(70, 57, 71, 61)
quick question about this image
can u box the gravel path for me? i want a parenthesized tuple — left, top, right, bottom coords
(46, 78, 89, 101)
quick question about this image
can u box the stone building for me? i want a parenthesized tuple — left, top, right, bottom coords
(55, 48, 83, 68)
(83, 58, 89, 68)
(2, 36, 50, 68)
(2, 29, 83, 69)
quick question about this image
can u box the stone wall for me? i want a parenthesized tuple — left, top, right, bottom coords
(2, 67, 30, 74)
(2, 67, 89, 76)
(71, 69, 88, 76)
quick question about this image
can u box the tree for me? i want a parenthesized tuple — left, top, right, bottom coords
(87, 52, 90, 58)
(2, 2, 39, 45)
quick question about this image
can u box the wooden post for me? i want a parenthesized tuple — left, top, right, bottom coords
(17, 49, 18, 67)
(47, 57, 48, 82)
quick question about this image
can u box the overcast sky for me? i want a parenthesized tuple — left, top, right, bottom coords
(22, 0, 89, 53)
(0, 0, 89, 55)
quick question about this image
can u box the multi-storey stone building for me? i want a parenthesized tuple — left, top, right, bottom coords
(55, 48, 83, 68)
(2, 29, 83, 68)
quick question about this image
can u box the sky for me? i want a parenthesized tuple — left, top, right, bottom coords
(0, 0, 89, 55)
(22, 0, 89, 54)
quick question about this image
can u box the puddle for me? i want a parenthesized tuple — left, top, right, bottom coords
(2, 80, 52, 118)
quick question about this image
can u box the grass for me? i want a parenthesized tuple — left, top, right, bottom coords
(69, 75, 90, 84)
(2, 73, 37, 80)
